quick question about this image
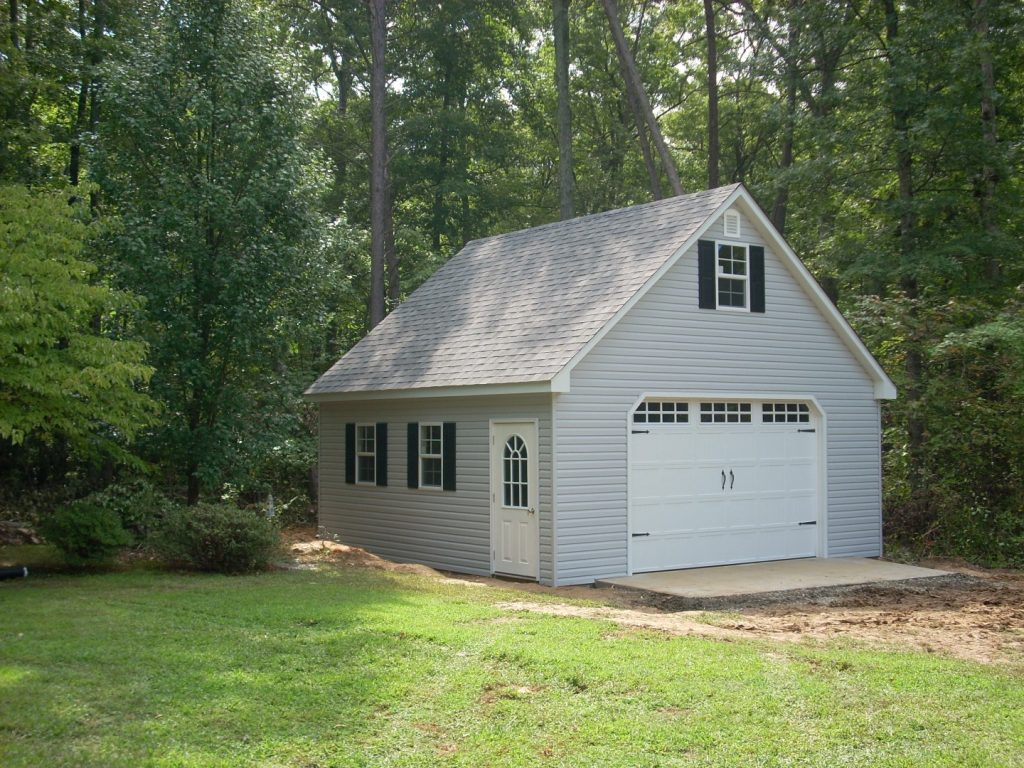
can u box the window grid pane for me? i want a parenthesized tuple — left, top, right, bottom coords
(717, 243, 748, 308)
(502, 435, 529, 509)
(418, 424, 443, 488)
(633, 401, 689, 424)
(700, 402, 752, 424)
(356, 425, 376, 483)
(762, 403, 810, 424)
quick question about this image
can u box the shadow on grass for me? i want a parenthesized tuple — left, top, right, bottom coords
(0, 568, 434, 767)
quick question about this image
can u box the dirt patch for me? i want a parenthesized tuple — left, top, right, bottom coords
(285, 526, 435, 575)
(282, 528, 1024, 665)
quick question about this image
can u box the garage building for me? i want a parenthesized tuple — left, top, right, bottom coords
(305, 183, 896, 586)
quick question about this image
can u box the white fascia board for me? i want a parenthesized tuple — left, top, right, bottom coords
(730, 193, 898, 400)
(550, 185, 897, 401)
(303, 380, 558, 403)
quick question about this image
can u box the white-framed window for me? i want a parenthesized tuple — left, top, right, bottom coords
(717, 243, 749, 309)
(700, 402, 752, 424)
(763, 403, 810, 424)
(633, 400, 689, 424)
(503, 435, 528, 508)
(356, 424, 376, 484)
(419, 423, 443, 488)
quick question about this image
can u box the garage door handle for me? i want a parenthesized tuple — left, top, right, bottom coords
(721, 470, 726, 489)
(729, 470, 734, 489)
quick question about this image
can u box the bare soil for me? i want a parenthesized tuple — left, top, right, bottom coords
(284, 527, 1024, 665)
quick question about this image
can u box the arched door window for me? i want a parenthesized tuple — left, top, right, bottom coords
(503, 435, 528, 508)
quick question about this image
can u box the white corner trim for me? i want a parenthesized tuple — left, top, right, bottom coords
(550, 185, 897, 401)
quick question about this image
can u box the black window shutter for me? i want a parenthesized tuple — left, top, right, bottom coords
(407, 422, 419, 488)
(750, 245, 766, 313)
(344, 423, 355, 484)
(698, 239, 716, 309)
(442, 422, 456, 491)
(375, 422, 388, 486)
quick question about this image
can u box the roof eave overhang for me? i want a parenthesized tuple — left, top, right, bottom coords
(303, 378, 566, 403)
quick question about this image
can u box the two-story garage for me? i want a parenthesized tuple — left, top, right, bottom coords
(305, 184, 896, 586)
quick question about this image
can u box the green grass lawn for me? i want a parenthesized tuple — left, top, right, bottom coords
(1, 564, 1021, 768)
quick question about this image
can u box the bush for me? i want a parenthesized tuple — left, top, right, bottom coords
(78, 479, 179, 545)
(155, 503, 280, 573)
(37, 501, 131, 565)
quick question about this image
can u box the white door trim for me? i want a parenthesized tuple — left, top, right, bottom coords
(625, 392, 828, 575)
(489, 419, 541, 580)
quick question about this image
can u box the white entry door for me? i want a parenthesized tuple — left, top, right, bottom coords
(629, 400, 820, 572)
(490, 421, 539, 579)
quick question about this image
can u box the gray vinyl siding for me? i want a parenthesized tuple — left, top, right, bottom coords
(319, 394, 554, 583)
(553, 209, 883, 585)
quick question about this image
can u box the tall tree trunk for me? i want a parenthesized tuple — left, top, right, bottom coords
(9, 0, 18, 49)
(69, 0, 88, 186)
(770, 7, 799, 232)
(703, 0, 719, 189)
(368, 0, 388, 328)
(974, 0, 1000, 281)
(432, 73, 451, 249)
(601, 0, 683, 196)
(613, 26, 660, 198)
(554, 0, 575, 219)
(884, 0, 926, 515)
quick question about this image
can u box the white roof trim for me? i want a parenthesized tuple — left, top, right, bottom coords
(304, 380, 562, 403)
(551, 185, 897, 400)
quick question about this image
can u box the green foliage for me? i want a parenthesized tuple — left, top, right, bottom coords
(76, 478, 180, 545)
(154, 503, 280, 573)
(0, 184, 157, 457)
(37, 500, 131, 566)
(94, 0, 330, 501)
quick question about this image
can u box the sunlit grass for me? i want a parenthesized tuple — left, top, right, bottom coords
(1, 566, 1021, 767)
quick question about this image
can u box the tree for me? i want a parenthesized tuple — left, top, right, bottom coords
(554, 0, 575, 218)
(601, 0, 683, 196)
(368, 0, 392, 327)
(95, 0, 327, 504)
(0, 184, 155, 456)
(703, 0, 719, 188)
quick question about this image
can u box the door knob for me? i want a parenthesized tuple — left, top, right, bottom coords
(527, 507, 536, 516)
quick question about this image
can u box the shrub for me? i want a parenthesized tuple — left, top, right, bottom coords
(78, 479, 179, 545)
(155, 503, 279, 574)
(37, 501, 131, 566)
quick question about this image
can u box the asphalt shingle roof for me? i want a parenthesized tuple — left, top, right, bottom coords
(306, 184, 739, 395)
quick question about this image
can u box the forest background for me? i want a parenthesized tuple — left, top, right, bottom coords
(1, 0, 1021, 564)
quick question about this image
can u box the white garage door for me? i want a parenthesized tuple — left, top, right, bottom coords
(629, 400, 820, 572)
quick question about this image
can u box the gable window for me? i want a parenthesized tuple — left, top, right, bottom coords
(717, 243, 748, 309)
(698, 240, 765, 313)
(700, 402, 752, 424)
(419, 424, 443, 488)
(356, 424, 376, 484)
(633, 401, 689, 424)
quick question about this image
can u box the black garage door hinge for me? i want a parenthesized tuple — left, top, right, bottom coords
(631, 532, 650, 537)
(798, 520, 817, 526)
(631, 429, 650, 434)
(797, 428, 816, 433)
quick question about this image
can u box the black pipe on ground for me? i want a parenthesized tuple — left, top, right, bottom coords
(0, 566, 28, 580)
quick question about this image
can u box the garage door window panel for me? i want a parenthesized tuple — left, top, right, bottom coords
(700, 402, 752, 424)
(634, 401, 688, 424)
